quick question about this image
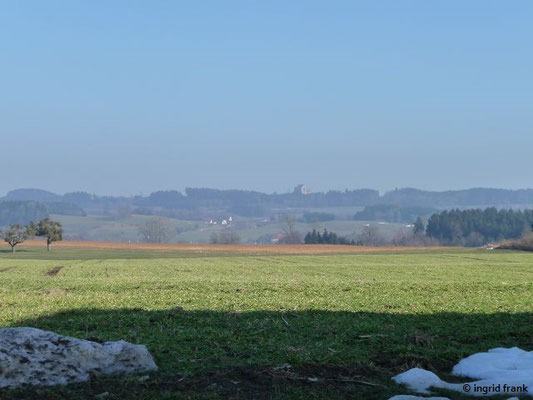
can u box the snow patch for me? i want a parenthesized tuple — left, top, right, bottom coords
(392, 347, 533, 397)
(0, 327, 157, 387)
(392, 368, 461, 394)
(453, 347, 533, 382)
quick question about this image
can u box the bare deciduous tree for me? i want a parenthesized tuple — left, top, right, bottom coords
(279, 214, 302, 244)
(138, 218, 173, 243)
(356, 225, 383, 246)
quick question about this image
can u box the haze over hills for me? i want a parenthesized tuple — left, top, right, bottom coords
(3, 186, 533, 211)
(2, 186, 533, 244)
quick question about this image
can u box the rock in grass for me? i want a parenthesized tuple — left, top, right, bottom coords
(0, 327, 157, 387)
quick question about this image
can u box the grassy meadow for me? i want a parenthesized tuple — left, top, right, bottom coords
(0, 244, 532, 399)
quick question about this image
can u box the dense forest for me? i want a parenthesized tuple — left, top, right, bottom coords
(353, 204, 436, 223)
(304, 229, 354, 245)
(0, 201, 85, 226)
(301, 212, 336, 223)
(425, 208, 533, 246)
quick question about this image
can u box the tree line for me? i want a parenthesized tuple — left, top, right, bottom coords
(304, 229, 355, 245)
(6, 187, 533, 222)
(382, 188, 533, 207)
(303, 208, 533, 248)
(0, 218, 63, 252)
(425, 208, 533, 246)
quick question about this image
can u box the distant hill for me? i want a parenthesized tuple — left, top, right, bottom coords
(0, 199, 86, 226)
(3, 188, 62, 203)
(0, 201, 48, 226)
(2, 187, 533, 222)
(381, 188, 533, 207)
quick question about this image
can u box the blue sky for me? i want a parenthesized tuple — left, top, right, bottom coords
(1, 1, 532, 196)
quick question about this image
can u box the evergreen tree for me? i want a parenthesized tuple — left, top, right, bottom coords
(413, 217, 425, 235)
(425, 208, 533, 246)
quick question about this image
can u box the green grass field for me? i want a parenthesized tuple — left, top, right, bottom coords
(0, 246, 532, 399)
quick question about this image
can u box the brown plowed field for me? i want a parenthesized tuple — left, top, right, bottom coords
(18, 239, 442, 255)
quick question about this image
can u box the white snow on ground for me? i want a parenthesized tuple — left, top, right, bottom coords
(453, 347, 533, 382)
(391, 347, 533, 398)
(393, 368, 462, 394)
(0, 327, 157, 387)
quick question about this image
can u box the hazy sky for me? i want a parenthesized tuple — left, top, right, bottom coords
(1, 1, 532, 196)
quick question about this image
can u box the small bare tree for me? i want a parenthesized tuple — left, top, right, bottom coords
(357, 225, 383, 246)
(138, 218, 173, 243)
(279, 214, 302, 244)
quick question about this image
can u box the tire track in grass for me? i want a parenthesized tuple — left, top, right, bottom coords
(46, 266, 64, 277)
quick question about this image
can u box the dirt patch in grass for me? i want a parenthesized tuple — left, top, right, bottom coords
(372, 351, 455, 375)
(46, 266, 63, 277)
(0, 266, 14, 273)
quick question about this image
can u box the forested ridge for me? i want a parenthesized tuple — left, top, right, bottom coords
(4, 187, 533, 215)
(426, 208, 533, 245)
